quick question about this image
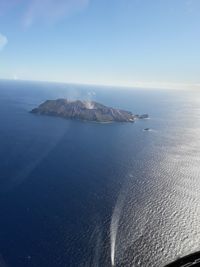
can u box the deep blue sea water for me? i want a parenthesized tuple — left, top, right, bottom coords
(0, 80, 200, 267)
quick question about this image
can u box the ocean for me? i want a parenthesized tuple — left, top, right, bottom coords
(0, 80, 200, 267)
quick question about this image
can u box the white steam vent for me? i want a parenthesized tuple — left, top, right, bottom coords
(84, 101, 94, 109)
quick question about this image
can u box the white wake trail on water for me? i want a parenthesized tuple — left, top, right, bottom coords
(110, 191, 127, 266)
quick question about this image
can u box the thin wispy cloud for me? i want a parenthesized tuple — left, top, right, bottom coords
(23, 0, 89, 27)
(0, 33, 8, 51)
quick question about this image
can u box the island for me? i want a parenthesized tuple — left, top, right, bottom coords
(31, 99, 148, 123)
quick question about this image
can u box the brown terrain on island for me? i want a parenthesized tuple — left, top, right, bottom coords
(31, 98, 148, 123)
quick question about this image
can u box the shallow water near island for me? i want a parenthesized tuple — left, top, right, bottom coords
(0, 80, 200, 267)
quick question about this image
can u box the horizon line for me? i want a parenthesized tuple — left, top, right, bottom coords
(0, 77, 199, 91)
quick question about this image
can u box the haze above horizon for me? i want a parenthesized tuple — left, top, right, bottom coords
(0, 0, 200, 90)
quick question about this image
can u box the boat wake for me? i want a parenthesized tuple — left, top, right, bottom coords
(110, 192, 126, 266)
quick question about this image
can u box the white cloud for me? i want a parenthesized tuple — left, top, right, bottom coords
(23, 0, 89, 27)
(0, 33, 8, 51)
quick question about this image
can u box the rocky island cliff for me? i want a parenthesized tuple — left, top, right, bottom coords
(31, 99, 148, 123)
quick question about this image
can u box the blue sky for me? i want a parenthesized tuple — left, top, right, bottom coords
(0, 0, 200, 89)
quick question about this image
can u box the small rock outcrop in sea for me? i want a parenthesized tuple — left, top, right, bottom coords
(31, 99, 143, 123)
(135, 114, 149, 119)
